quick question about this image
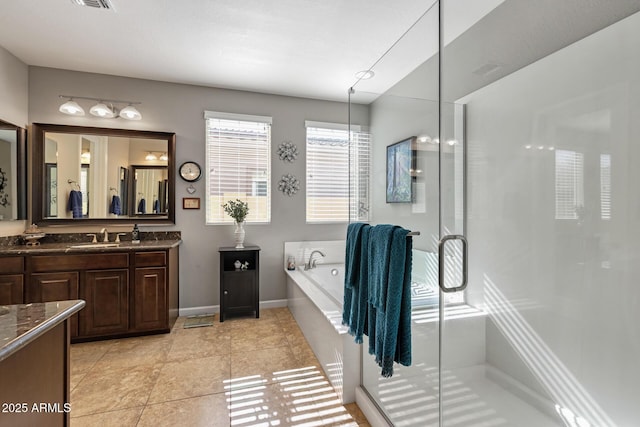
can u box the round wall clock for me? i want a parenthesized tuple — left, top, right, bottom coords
(179, 161, 202, 182)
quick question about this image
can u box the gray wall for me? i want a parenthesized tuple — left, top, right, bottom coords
(28, 67, 369, 311)
(0, 46, 28, 237)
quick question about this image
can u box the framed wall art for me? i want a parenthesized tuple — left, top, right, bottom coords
(386, 137, 416, 203)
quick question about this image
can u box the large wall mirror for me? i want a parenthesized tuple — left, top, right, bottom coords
(0, 119, 27, 221)
(32, 123, 175, 225)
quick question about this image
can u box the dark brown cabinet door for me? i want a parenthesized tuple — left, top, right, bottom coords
(30, 271, 79, 337)
(80, 269, 129, 336)
(0, 275, 24, 305)
(222, 271, 256, 313)
(133, 267, 167, 331)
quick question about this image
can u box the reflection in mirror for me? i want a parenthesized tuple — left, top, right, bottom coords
(32, 123, 175, 225)
(0, 119, 27, 221)
(131, 165, 169, 215)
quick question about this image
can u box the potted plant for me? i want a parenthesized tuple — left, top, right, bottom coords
(222, 199, 249, 248)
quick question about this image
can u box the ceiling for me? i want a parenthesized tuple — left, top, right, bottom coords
(0, 0, 436, 103)
(1, 1, 638, 105)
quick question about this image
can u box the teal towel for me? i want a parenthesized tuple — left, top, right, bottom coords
(344, 224, 370, 343)
(368, 224, 396, 310)
(342, 222, 367, 339)
(368, 225, 412, 377)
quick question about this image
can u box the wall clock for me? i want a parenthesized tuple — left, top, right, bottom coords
(179, 161, 202, 182)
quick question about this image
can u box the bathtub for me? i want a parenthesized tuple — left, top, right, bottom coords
(284, 240, 360, 404)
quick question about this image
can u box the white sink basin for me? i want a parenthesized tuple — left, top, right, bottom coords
(68, 243, 120, 249)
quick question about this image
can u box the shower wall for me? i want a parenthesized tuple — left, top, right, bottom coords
(462, 9, 640, 425)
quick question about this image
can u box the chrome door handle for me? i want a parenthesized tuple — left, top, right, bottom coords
(438, 234, 468, 293)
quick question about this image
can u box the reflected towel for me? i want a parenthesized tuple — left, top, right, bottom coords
(110, 195, 122, 215)
(368, 225, 412, 377)
(153, 199, 160, 213)
(137, 198, 146, 214)
(342, 223, 370, 343)
(67, 190, 83, 219)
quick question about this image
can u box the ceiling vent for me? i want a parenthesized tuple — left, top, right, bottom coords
(70, 0, 115, 10)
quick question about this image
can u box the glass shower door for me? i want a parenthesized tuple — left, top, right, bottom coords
(440, 1, 640, 426)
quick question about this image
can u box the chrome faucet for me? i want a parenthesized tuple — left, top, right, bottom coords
(304, 250, 326, 270)
(100, 228, 109, 242)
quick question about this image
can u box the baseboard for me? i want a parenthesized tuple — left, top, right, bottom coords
(260, 299, 288, 309)
(178, 299, 288, 317)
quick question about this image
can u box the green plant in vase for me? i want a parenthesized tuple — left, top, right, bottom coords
(222, 199, 249, 248)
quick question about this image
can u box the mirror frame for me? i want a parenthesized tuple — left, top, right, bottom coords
(0, 118, 27, 220)
(31, 123, 176, 225)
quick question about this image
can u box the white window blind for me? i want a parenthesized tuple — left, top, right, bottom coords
(205, 112, 271, 224)
(306, 124, 370, 223)
(555, 149, 584, 220)
(600, 154, 611, 220)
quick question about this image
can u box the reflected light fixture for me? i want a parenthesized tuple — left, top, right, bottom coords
(58, 95, 142, 120)
(159, 152, 168, 161)
(80, 150, 91, 162)
(59, 98, 85, 116)
(145, 152, 158, 161)
(90, 101, 117, 118)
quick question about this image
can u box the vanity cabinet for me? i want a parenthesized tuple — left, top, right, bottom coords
(219, 246, 260, 322)
(0, 256, 24, 305)
(30, 271, 80, 338)
(20, 245, 179, 342)
(132, 252, 168, 331)
(81, 269, 129, 336)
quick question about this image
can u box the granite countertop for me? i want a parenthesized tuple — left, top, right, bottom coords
(0, 239, 182, 255)
(0, 300, 86, 363)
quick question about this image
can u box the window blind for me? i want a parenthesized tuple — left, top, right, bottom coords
(306, 125, 370, 223)
(205, 113, 271, 224)
(555, 149, 584, 220)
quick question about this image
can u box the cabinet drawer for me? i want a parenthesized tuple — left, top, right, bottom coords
(30, 253, 129, 272)
(135, 251, 166, 267)
(0, 257, 24, 274)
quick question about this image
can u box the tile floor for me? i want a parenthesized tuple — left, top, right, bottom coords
(69, 307, 370, 426)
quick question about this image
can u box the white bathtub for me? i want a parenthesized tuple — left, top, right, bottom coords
(285, 242, 360, 404)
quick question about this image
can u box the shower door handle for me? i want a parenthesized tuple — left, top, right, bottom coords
(438, 234, 468, 293)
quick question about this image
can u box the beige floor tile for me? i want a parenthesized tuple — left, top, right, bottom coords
(70, 340, 114, 375)
(137, 394, 230, 427)
(230, 346, 301, 388)
(70, 371, 88, 392)
(224, 313, 280, 330)
(230, 321, 289, 353)
(70, 363, 162, 417)
(166, 327, 231, 361)
(92, 335, 172, 369)
(70, 407, 143, 427)
(344, 403, 368, 424)
(147, 354, 231, 403)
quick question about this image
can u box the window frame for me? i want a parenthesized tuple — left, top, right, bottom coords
(204, 111, 272, 225)
(305, 121, 370, 224)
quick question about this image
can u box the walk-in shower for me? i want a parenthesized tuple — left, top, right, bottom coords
(348, 1, 640, 426)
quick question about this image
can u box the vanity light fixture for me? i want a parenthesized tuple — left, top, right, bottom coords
(119, 105, 142, 121)
(159, 153, 169, 161)
(59, 98, 85, 116)
(90, 102, 117, 118)
(58, 95, 142, 120)
(145, 152, 158, 161)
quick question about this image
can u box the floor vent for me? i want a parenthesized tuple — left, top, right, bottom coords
(70, 0, 115, 10)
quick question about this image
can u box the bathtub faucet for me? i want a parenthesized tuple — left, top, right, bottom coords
(304, 250, 326, 270)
